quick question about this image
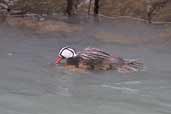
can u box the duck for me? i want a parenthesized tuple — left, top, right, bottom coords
(55, 46, 143, 73)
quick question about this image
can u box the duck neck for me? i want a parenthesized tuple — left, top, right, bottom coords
(66, 56, 80, 67)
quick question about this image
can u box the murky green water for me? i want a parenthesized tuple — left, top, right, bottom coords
(0, 16, 171, 114)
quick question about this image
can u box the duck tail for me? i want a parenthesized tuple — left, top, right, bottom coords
(126, 59, 144, 71)
(117, 59, 144, 73)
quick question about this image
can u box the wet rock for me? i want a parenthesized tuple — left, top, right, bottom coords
(6, 16, 82, 33)
(4, 0, 10, 2)
(100, 0, 170, 22)
(1, 0, 170, 22)
(39, 17, 45, 21)
(0, 3, 8, 9)
(145, 0, 169, 23)
(0, 0, 18, 14)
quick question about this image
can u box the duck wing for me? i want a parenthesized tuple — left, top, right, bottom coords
(78, 48, 125, 65)
(77, 48, 113, 64)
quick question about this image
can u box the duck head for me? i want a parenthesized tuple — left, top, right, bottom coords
(56, 46, 77, 64)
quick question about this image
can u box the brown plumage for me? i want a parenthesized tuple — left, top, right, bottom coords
(56, 47, 144, 72)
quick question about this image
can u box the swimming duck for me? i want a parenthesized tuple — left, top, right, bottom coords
(55, 46, 143, 72)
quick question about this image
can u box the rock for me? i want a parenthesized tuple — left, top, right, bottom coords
(0, 3, 8, 9)
(8, 2, 14, 6)
(4, 0, 10, 3)
(39, 17, 45, 21)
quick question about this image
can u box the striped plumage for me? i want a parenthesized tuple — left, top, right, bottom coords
(56, 47, 144, 72)
(77, 48, 125, 67)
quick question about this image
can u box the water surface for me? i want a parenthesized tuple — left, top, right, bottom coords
(0, 16, 171, 114)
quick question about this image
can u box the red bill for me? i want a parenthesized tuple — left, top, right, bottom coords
(55, 56, 63, 64)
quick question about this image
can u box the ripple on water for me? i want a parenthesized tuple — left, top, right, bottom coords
(100, 84, 139, 94)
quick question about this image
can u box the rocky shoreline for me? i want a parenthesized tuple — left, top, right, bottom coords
(0, 0, 171, 23)
(0, 15, 81, 33)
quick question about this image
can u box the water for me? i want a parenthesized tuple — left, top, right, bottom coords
(0, 16, 171, 114)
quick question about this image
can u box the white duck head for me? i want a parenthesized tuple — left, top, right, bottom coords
(56, 46, 77, 64)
